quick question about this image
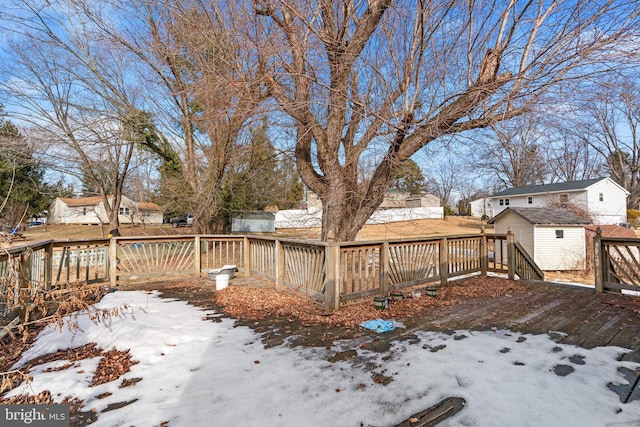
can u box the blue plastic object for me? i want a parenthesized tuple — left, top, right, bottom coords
(359, 318, 395, 333)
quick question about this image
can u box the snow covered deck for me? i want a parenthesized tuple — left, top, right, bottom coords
(6, 278, 640, 426)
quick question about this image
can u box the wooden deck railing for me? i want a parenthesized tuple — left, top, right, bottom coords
(513, 241, 545, 281)
(594, 228, 640, 293)
(2, 230, 544, 320)
(0, 238, 111, 320)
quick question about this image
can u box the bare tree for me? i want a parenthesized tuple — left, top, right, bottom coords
(545, 124, 605, 183)
(68, 0, 268, 232)
(426, 157, 460, 208)
(567, 77, 640, 208)
(0, 2, 148, 231)
(474, 115, 549, 189)
(254, 0, 639, 241)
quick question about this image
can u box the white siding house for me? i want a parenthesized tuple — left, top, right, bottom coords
(470, 197, 493, 218)
(488, 207, 592, 271)
(48, 196, 163, 225)
(490, 177, 628, 225)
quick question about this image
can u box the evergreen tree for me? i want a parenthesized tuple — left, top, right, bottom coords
(393, 160, 426, 194)
(224, 119, 303, 215)
(0, 117, 49, 227)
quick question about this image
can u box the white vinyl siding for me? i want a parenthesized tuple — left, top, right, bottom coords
(535, 226, 585, 270)
(491, 178, 628, 224)
(492, 211, 535, 258)
(585, 179, 628, 225)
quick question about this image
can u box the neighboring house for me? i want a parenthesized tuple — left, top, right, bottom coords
(490, 177, 629, 225)
(488, 207, 592, 271)
(470, 196, 493, 218)
(48, 196, 163, 225)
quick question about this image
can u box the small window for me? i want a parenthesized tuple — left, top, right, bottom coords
(599, 193, 604, 202)
(555, 230, 564, 239)
(119, 207, 130, 216)
(527, 196, 533, 205)
(504, 199, 510, 206)
(499, 199, 504, 206)
(560, 194, 568, 203)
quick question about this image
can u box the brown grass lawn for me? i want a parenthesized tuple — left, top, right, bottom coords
(279, 216, 491, 240)
(16, 216, 490, 245)
(16, 223, 180, 243)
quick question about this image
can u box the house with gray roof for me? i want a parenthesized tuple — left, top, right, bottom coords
(488, 207, 592, 271)
(490, 177, 629, 225)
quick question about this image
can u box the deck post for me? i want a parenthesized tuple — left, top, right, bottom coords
(275, 239, 285, 292)
(380, 241, 390, 295)
(44, 242, 53, 290)
(19, 251, 32, 303)
(324, 231, 340, 312)
(507, 230, 515, 280)
(480, 227, 488, 277)
(439, 237, 448, 286)
(594, 227, 603, 293)
(109, 237, 117, 287)
(243, 237, 251, 275)
(194, 236, 201, 278)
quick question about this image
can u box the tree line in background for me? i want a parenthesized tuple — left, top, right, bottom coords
(0, 0, 638, 240)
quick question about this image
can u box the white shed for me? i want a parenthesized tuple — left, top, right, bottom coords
(488, 207, 592, 271)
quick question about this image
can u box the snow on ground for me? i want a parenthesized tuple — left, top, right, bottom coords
(7, 291, 640, 427)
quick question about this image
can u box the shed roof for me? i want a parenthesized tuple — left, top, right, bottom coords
(488, 207, 592, 226)
(491, 177, 607, 197)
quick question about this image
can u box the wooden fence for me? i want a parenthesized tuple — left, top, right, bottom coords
(1, 231, 542, 322)
(594, 228, 640, 294)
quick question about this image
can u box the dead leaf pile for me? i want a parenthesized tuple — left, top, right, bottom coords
(215, 276, 527, 329)
(1, 342, 139, 398)
(91, 348, 138, 386)
(0, 390, 54, 405)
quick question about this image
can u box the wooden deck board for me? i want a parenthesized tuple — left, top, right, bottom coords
(426, 298, 510, 329)
(521, 292, 597, 336)
(408, 280, 640, 403)
(477, 291, 563, 331)
(414, 282, 640, 360)
(609, 327, 640, 350)
(427, 289, 557, 330)
(577, 312, 624, 347)
(538, 298, 602, 337)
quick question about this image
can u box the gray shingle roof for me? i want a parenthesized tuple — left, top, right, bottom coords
(490, 177, 607, 197)
(488, 207, 592, 225)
